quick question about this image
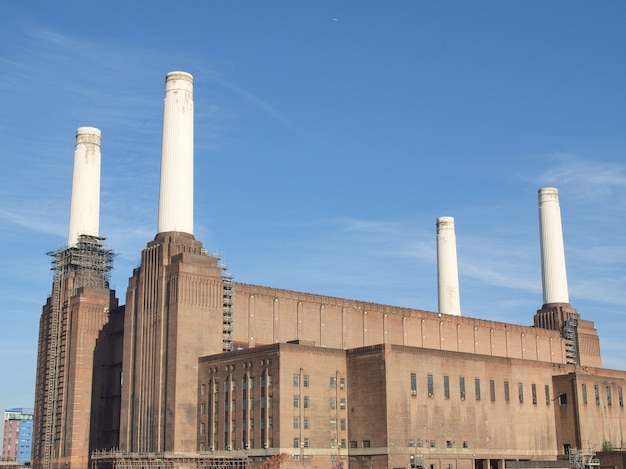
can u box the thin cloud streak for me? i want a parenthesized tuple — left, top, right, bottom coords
(535, 153, 626, 204)
(206, 72, 320, 143)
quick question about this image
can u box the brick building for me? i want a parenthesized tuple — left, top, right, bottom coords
(33, 71, 626, 469)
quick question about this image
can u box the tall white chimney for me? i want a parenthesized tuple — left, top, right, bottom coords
(157, 71, 194, 235)
(538, 187, 570, 305)
(437, 216, 461, 316)
(67, 127, 101, 247)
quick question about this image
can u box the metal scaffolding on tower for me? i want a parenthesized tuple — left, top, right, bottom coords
(38, 235, 114, 469)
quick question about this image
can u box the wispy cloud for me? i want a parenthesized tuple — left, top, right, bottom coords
(535, 153, 626, 205)
(205, 71, 320, 143)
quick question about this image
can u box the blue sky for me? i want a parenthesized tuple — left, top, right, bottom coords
(0, 1, 625, 408)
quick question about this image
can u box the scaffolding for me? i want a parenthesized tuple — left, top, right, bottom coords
(221, 267, 234, 353)
(562, 315, 579, 366)
(47, 235, 115, 293)
(568, 449, 600, 469)
(39, 235, 114, 469)
(90, 451, 250, 469)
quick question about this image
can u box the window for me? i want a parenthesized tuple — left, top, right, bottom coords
(595, 385, 600, 406)
(411, 373, 417, 395)
(460, 377, 466, 400)
(200, 403, 206, 415)
(330, 418, 337, 430)
(293, 438, 300, 448)
(416, 440, 423, 448)
(250, 398, 255, 410)
(475, 379, 481, 401)
(232, 380, 236, 391)
(304, 417, 310, 429)
(518, 383, 524, 404)
(330, 376, 337, 388)
(232, 419, 236, 431)
(443, 376, 450, 399)
(504, 381, 510, 402)
(268, 397, 273, 408)
(249, 377, 255, 390)
(260, 396, 266, 408)
(232, 400, 236, 411)
(559, 394, 568, 405)
(242, 376, 247, 390)
(340, 378, 346, 389)
(341, 418, 346, 430)
(304, 396, 310, 408)
(619, 387, 623, 407)
(532, 384, 537, 405)
(363, 440, 371, 448)
(490, 380, 496, 402)
(304, 438, 310, 448)
(293, 395, 300, 408)
(303, 375, 309, 387)
(545, 385, 551, 405)
(607, 386, 612, 406)
(293, 417, 300, 429)
(429, 440, 436, 448)
(268, 375, 273, 386)
(330, 397, 337, 409)
(427, 374, 434, 397)
(582, 384, 588, 405)
(340, 439, 347, 448)
(200, 423, 205, 435)
(293, 374, 300, 387)
(350, 441, 358, 448)
(340, 398, 346, 410)
(268, 417, 272, 429)
(463, 441, 469, 449)
(201, 384, 206, 395)
(446, 440, 453, 448)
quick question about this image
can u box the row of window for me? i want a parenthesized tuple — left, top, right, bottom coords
(201, 417, 273, 433)
(200, 396, 274, 414)
(411, 373, 552, 405)
(292, 374, 347, 389)
(200, 374, 274, 395)
(202, 373, 347, 395)
(199, 438, 274, 451)
(580, 383, 624, 407)
(204, 395, 340, 410)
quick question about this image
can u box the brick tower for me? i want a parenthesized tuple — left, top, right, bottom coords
(32, 128, 119, 469)
(118, 72, 227, 453)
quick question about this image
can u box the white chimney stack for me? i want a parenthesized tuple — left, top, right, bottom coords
(157, 71, 194, 235)
(437, 216, 461, 316)
(538, 187, 570, 305)
(67, 127, 101, 247)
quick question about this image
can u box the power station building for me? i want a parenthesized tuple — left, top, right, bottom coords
(32, 71, 626, 469)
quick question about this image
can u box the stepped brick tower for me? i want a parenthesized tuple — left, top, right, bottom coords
(32, 128, 118, 469)
(118, 72, 227, 453)
(533, 187, 601, 367)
